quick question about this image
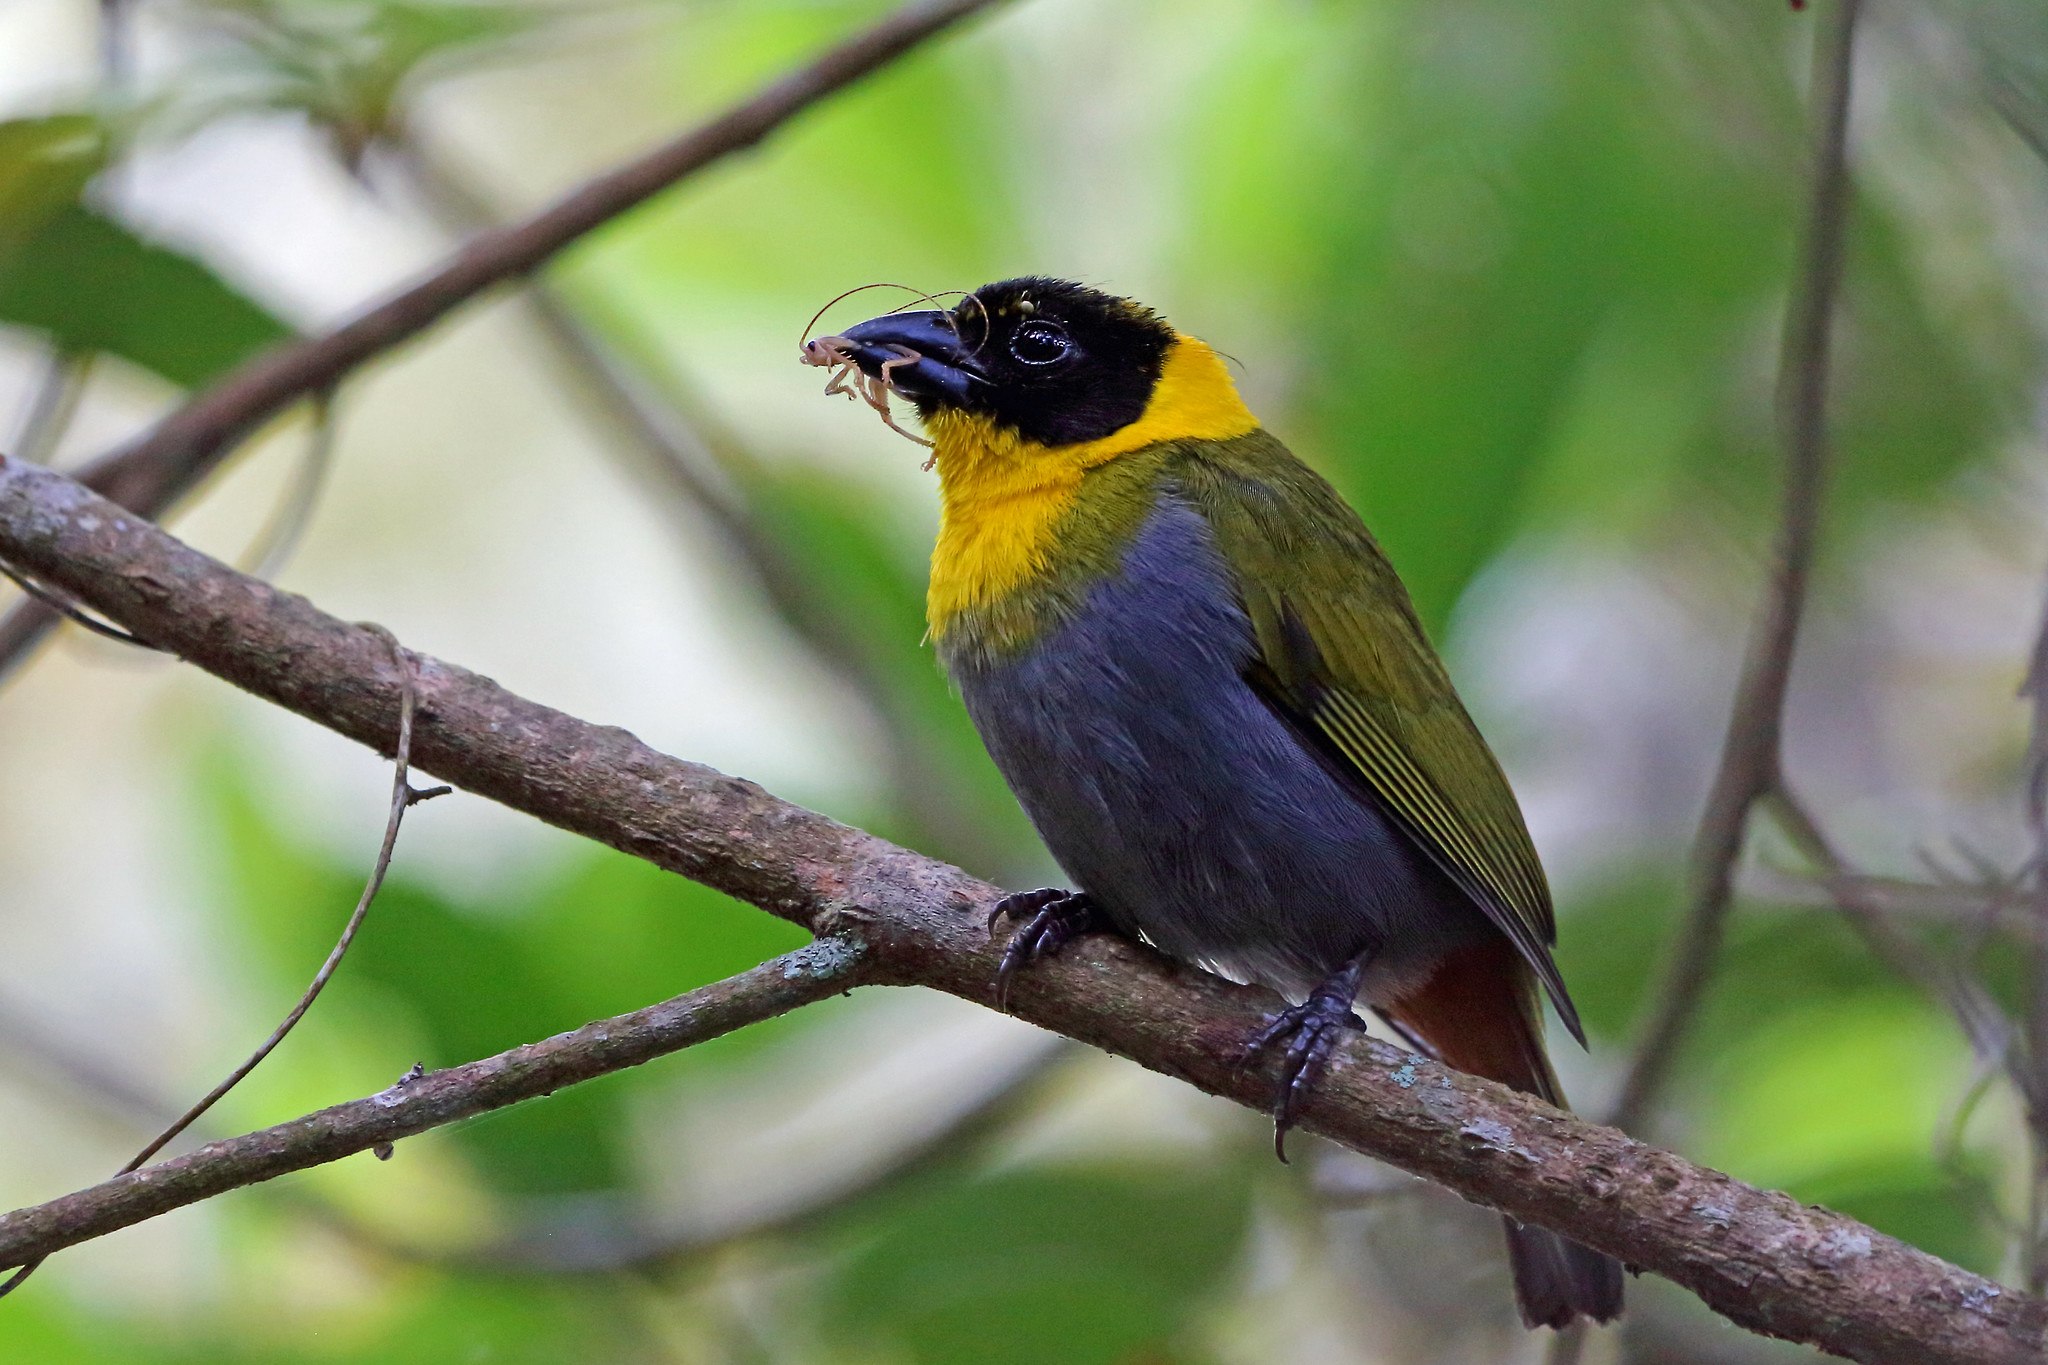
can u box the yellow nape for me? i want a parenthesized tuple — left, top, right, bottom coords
(924, 335, 1258, 637)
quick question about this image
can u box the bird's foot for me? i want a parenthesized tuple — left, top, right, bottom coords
(987, 888, 1104, 1010)
(1240, 960, 1368, 1163)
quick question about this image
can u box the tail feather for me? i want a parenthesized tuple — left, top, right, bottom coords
(1503, 1219, 1626, 1329)
(1384, 939, 1625, 1330)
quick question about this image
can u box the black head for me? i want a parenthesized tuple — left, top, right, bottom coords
(815, 277, 1178, 446)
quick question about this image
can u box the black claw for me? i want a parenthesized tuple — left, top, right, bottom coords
(986, 889, 1102, 1011)
(1239, 959, 1369, 1162)
(986, 886, 1064, 936)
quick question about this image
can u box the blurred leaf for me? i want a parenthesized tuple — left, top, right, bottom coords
(143, 1274, 649, 1365)
(518, 842, 815, 1070)
(1797, 1152, 1999, 1277)
(1285, 0, 2040, 632)
(1291, 0, 1798, 629)
(1823, 200, 2034, 503)
(1693, 990, 1996, 1268)
(206, 762, 630, 1194)
(821, 1164, 1251, 1365)
(172, 0, 536, 164)
(1699, 995, 1966, 1179)
(0, 115, 108, 254)
(0, 1295, 144, 1365)
(0, 203, 292, 385)
(1549, 865, 1683, 1042)
(1941, 0, 2048, 163)
(314, 1278, 648, 1365)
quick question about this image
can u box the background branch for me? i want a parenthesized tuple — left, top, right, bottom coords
(0, 455, 2040, 1364)
(0, 941, 871, 1275)
(0, 627, 438, 1301)
(442, 1035, 1073, 1276)
(389, 132, 1014, 873)
(0, 0, 1007, 685)
(1605, 0, 1862, 1134)
(6, 351, 91, 468)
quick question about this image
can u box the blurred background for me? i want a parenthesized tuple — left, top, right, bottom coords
(0, 0, 2045, 1360)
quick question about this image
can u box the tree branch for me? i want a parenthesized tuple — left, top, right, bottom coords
(0, 460, 2041, 1362)
(1605, 0, 1861, 1133)
(0, 0, 1008, 685)
(0, 942, 869, 1274)
(390, 131, 1018, 873)
(440, 1035, 1073, 1276)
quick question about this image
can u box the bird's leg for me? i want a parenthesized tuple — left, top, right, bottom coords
(1241, 955, 1370, 1163)
(986, 888, 1105, 1010)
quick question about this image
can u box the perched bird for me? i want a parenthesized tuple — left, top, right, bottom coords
(807, 278, 1624, 1330)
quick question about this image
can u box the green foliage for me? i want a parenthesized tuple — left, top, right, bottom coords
(0, 203, 292, 386)
(0, 115, 107, 253)
(201, 748, 809, 1196)
(1695, 992, 2000, 1274)
(1275, 0, 2037, 631)
(1548, 865, 1684, 1043)
(7, 0, 2047, 1358)
(171, 0, 535, 163)
(144, 1278, 648, 1365)
(0, 115, 291, 385)
(820, 1164, 1252, 1365)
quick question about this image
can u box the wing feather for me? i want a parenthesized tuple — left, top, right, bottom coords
(1178, 435, 1583, 1043)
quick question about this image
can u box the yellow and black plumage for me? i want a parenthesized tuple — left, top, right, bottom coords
(813, 277, 1624, 1329)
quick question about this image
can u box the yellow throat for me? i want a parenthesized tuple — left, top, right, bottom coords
(922, 335, 1258, 638)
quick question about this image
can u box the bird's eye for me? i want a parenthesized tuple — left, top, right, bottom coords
(1008, 320, 1071, 367)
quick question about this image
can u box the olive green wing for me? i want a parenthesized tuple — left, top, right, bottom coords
(1177, 434, 1583, 1043)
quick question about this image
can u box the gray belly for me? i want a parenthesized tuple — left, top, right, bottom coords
(943, 496, 1488, 1003)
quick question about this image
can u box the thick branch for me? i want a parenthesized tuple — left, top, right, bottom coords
(0, 468, 2041, 1362)
(0, 0, 1006, 682)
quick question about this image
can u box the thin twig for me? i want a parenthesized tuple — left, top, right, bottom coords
(0, 629, 444, 1299)
(0, 559, 154, 648)
(0, 977, 1070, 1279)
(0, 0, 1010, 688)
(0, 938, 876, 1277)
(1753, 866, 2044, 939)
(0, 455, 2043, 1363)
(1766, 787, 2030, 1113)
(237, 390, 338, 581)
(8, 352, 92, 467)
(132, 630, 442, 1170)
(97, 0, 131, 90)
(1605, 0, 1862, 1133)
(2015, 565, 2048, 1292)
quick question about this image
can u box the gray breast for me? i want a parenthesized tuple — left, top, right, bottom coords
(944, 494, 1487, 1003)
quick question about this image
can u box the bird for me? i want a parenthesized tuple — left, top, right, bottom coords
(805, 277, 1624, 1330)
